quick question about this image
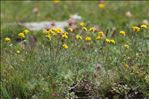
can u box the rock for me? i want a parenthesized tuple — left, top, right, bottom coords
(19, 21, 68, 31)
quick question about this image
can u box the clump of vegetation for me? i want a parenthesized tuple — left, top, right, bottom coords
(1, 1, 149, 99)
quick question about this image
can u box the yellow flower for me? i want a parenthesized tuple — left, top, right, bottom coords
(89, 27, 95, 32)
(50, 30, 56, 36)
(4, 37, 11, 43)
(80, 22, 86, 27)
(68, 27, 73, 32)
(141, 24, 148, 29)
(96, 36, 101, 40)
(110, 39, 115, 44)
(105, 39, 110, 43)
(85, 36, 91, 41)
(124, 44, 129, 49)
(46, 34, 52, 41)
(62, 31, 68, 35)
(53, 0, 60, 4)
(62, 34, 68, 39)
(62, 44, 68, 49)
(119, 31, 126, 36)
(98, 3, 105, 9)
(76, 35, 82, 40)
(82, 27, 88, 31)
(16, 50, 20, 54)
(98, 31, 104, 38)
(132, 26, 140, 32)
(18, 33, 25, 39)
(124, 64, 129, 68)
(53, 28, 62, 33)
(43, 29, 50, 35)
(23, 29, 29, 34)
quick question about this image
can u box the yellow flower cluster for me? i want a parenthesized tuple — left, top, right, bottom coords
(43, 28, 63, 40)
(80, 22, 97, 33)
(82, 26, 96, 32)
(105, 39, 115, 44)
(53, 28, 62, 33)
(96, 31, 105, 40)
(45, 34, 52, 40)
(62, 34, 68, 39)
(41, 22, 148, 49)
(132, 24, 147, 32)
(98, 32, 104, 38)
(132, 26, 140, 32)
(4, 29, 29, 43)
(43, 28, 62, 35)
(62, 32, 68, 39)
(4, 21, 147, 52)
(18, 29, 30, 39)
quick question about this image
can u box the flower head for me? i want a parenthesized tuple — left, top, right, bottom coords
(23, 29, 29, 34)
(18, 33, 25, 39)
(53, 28, 62, 33)
(53, 0, 60, 4)
(119, 31, 126, 36)
(62, 34, 68, 39)
(43, 29, 50, 35)
(85, 36, 91, 41)
(106, 39, 115, 44)
(132, 26, 140, 32)
(4, 37, 11, 43)
(124, 44, 129, 49)
(82, 27, 88, 31)
(16, 50, 20, 54)
(89, 27, 95, 32)
(62, 31, 68, 35)
(98, 3, 105, 9)
(96, 36, 101, 40)
(124, 64, 129, 68)
(68, 27, 73, 32)
(105, 39, 110, 43)
(110, 39, 115, 44)
(80, 22, 86, 27)
(50, 30, 57, 36)
(62, 44, 68, 49)
(98, 31, 104, 38)
(141, 24, 148, 29)
(46, 34, 52, 41)
(76, 35, 82, 40)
